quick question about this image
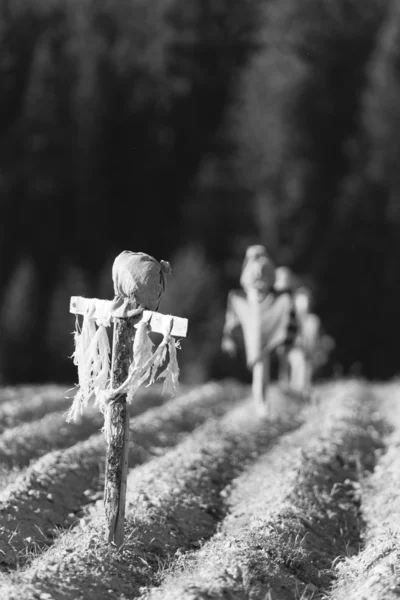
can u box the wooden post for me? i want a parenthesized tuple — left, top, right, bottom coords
(247, 288, 269, 411)
(69, 296, 188, 547)
(252, 355, 270, 408)
(104, 317, 135, 546)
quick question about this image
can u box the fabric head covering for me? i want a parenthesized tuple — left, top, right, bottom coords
(111, 251, 171, 318)
(240, 245, 275, 296)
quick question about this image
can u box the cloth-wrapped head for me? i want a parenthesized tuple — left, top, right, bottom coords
(274, 266, 295, 293)
(111, 251, 171, 318)
(294, 286, 312, 316)
(240, 245, 275, 297)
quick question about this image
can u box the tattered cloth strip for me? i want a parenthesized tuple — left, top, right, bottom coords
(67, 251, 177, 426)
(66, 300, 112, 423)
(67, 311, 180, 427)
(100, 315, 179, 442)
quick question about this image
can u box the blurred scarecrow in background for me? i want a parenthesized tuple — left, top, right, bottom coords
(221, 246, 296, 413)
(272, 267, 299, 391)
(291, 286, 335, 395)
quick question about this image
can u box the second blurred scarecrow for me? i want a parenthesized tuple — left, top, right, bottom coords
(272, 267, 299, 390)
(291, 286, 335, 395)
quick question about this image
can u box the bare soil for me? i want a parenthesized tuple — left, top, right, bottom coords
(0, 381, 245, 569)
(0, 384, 174, 470)
(328, 383, 400, 600)
(0, 380, 398, 600)
(0, 386, 69, 433)
(141, 382, 386, 600)
(1, 385, 305, 599)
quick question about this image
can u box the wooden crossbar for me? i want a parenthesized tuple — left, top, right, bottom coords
(70, 296, 188, 337)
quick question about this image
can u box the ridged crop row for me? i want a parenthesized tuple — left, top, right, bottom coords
(0, 384, 307, 600)
(0, 380, 396, 600)
(140, 382, 385, 599)
(0, 381, 246, 568)
(329, 384, 400, 600)
(0, 385, 173, 471)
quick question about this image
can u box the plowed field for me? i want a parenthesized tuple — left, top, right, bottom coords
(0, 379, 398, 600)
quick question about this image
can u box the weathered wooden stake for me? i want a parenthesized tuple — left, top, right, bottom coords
(247, 288, 269, 411)
(104, 317, 135, 546)
(69, 293, 188, 548)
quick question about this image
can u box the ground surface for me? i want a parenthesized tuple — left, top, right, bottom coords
(0, 379, 399, 599)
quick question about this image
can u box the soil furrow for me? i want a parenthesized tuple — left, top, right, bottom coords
(0, 385, 306, 600)
(0, 467, 27, 496)
(0, 381, 245, 568)
(141, 382, 387, 600)
(0, 384, 173, 435)
(0, 386, 70, 433)
(0, 385, 61, 407)
(0, 385, 171, 470)
(329, 384, 400, 600)
(0, 409, 104, 470)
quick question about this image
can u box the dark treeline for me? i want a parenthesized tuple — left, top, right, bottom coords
(0, 0, 398, 383)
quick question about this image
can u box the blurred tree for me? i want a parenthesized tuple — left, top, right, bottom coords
(0, 3, 75, 379)
(0, 0, 263, 381)
(235, 0, 391, 376)
(2, 0, 400, 382)
(159, 245, 226, 383)
(237, 0, 386, 269)
(46, 264, 94, 382)
(326, 0, 400, 377)
(0, 257, 39, 381)
(363, 0, 400, 217)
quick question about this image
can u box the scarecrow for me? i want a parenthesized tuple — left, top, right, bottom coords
(272, 266, 299, 390)
(221, 246, 295, 412)
(289, 286, 335, 396)
(67, 250, 179, 424)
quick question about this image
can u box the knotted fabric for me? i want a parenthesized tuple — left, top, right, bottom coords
(66, 300, 112, 423)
